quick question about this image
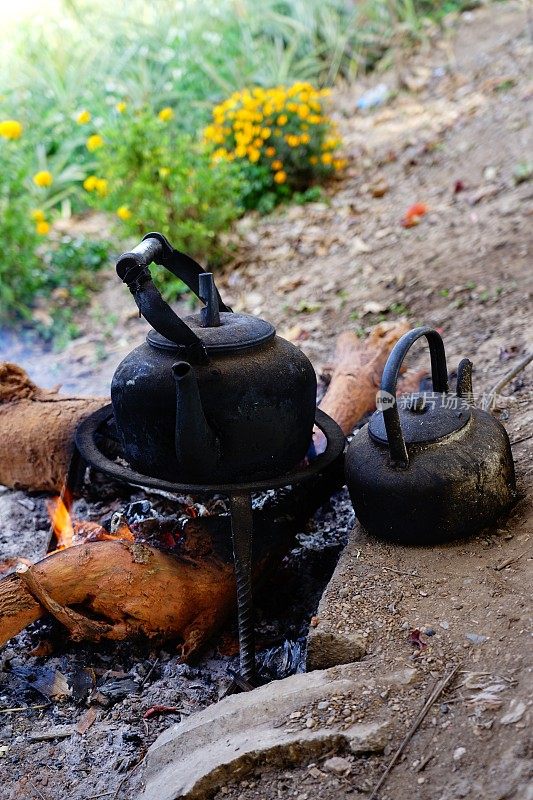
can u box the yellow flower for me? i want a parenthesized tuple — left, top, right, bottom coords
(248, 148, 260, 163)
(277, 114, 288, 126)
(333, 158, 347, 170)
(212, 147, 229, 161)
(253, 138, 262, 148)
(274, 170, 287, 184)
(260, 127, 271, 139)
(86, 134, 104, 152)
(31, 209, 46, 222)
(309, 155, 318, 165)
(300, 133, 310, 144)
(322, 136, 340, 150)
(158, 107, 174, 122)
(0, 119, 23, 139)
(36, 221, 50, 235)
(95, 178, 108, 197)
(83, 175, 99, 192)
(116, 101, 127, 113)
(286, 134, 300, 148)
(321, 152, 333, 165)
(158, 167, 170, 178)
(116, 205, 132, 221)
(76, 110, 91, 124)
(265, 146, 276, 157)
(33, 170, 53, 188)
(235, 145, 247, 158)
(271, 160, 283, 171)
(298, 105, 310, 119)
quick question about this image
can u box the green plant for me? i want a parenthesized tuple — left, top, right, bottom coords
(0, 128, 43, 321)
(84, 107, 242, 296)
(31, 236, 111, 346)
(204, 82, 345, 212)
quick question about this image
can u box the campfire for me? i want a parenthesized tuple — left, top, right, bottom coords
(0, 322, 424, 657)
(0, 236, 428, 682)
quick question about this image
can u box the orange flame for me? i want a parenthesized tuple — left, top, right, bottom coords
(47, 494, 74, 550)
(47, 491, 135, 551)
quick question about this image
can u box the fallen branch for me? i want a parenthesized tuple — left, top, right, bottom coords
(369, 664, 460, 800)
(482, 351, 533, 411)
(493, 548, 531, 571)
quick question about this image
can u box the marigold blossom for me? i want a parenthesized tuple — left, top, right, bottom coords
(86, 134, 104, 152)
(36, 221, 50, 235)
(76, 110, 91, 125)
(83, 175, 99, 192)
(33, 170, 53, 188)
(0, 119, 23, 139)
(158, 107, 174, 122)
(116, 205, 132, 220)
(95, 178, 108, 197)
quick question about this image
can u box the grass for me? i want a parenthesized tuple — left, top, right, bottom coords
(0, 0, 475, 337)
(1, 0, 474, 140)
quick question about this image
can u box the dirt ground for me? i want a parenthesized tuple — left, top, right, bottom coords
(0, 2, 531, 798)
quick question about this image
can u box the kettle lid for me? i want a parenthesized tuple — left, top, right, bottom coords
(369, 392, 471, 446)
(147, 311, 275, 354)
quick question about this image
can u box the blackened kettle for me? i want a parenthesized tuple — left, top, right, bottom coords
(345, 327, 516, 543)
(111, 233, 317, 484)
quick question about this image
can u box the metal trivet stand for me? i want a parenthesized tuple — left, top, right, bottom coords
(68, 405, 344, 685)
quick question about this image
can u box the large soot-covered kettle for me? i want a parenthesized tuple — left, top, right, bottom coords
(345, 326, 516, 543)
(111, 233, 317, 483)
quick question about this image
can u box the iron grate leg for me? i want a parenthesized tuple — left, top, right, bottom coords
(229, 491, 255, 683)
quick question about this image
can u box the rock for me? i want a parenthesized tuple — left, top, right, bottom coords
(453, 746, 466, 761)
(323, 756, 351, 774)
(139, 664, 392, 800)
(500, 699, 526, 725)
(465, 633, 488, 645)
(307, 629, 366, 670)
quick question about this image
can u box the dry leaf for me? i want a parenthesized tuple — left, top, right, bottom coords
(75, 707, 97, 735)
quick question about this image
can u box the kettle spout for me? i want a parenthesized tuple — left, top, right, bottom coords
(172, 361, 220, 481)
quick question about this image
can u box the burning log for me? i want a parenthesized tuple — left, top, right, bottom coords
(0, 468, 342, 653)
(0, 541, 236, 659)
(0, 362, 106, 492)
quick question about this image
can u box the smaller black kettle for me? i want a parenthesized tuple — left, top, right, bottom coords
(345, 326, 516, 543)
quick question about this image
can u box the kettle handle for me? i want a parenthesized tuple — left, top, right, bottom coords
(381, 326, 449, 467)
(116, 232, 232, 362)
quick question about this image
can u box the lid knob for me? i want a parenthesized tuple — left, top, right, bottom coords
(408, 395, 427, 413)
(199, 273, 221, 328)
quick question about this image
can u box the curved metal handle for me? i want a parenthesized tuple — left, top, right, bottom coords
(381, 326, 449, 467)
(116, 232, 231, 361)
